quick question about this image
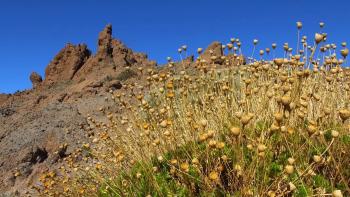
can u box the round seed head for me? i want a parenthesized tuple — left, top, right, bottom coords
(199, 119, 208, 127)
(288, 182, 296, 191)
(274, 112, 283, 123)
(157, 156, 163, 162)
(332, 190, 343, 197)
(257, 144, 267, 152)
(281, 96, 291, 106)
(272, 43, 277, 49)
(313, 155, 322, 163)
(209, 171, 219, 181)
(319, 22, 325, 28)
(339, 109, 350, 121)
(307, 125, 317, 135)
(197, 48, 203, 54)
(240, 115, 252, 125)
(160, 120, 167, 128)
(288, 158, 295, 165)
(331, 130, 339, 138)
(296, 21, 302, 29)
(230, 127, 241, 136)
(315, 33, 324, 44)
(341, 48, 349, 58)
(285, 165, 294, 174)
(180, 162, 189, 172)
(274, 58, 284, 67)
(259, 50, 264, 56)
(192, 158, 199, 165)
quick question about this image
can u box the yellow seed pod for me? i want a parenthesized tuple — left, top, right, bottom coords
(257, 144, 267, 152)
(230, 127, 241, 136)
(296, 21, 302, 29)
(216, 142, 225, 149)
(341, 48, 349, 58)
(209, 171, 219, 181)
(315, 33, 324, 44)
(339, 109, 350, 121)
(281, 96, 291, 106)
(332, 190, 343, 197)
(331, 130, 339, 138)
(199, 119, 208, 127)
(270, 123, 280, 132)
(170, 159, 178, 165)
(180, 162, 189, 172)
(307, 125, 317, 135)
(285, 165, 294, 174)
(274, 112, 283, 123)
(313, 155, 322, 163)
(192, 158, 199, 165)
(288, 182, 296, 191)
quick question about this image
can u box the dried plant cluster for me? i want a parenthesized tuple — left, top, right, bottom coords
(37, 22, 350, 197)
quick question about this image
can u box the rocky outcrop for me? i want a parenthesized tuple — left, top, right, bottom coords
(200, 41, 224, 64)
(96, 24, 157, 68)
(74, 24, 156, 81)
(44, 43, 91, 84)
(29, 72, 42, 88)
(97, 24, 113, 59)
(111, 39, 137, 66)
(0, 24, 158, 196)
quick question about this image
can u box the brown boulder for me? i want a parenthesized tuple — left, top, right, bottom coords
(44, 43, 91, 84)
(200, 41, 224, 64)
(105, 80, 122, 91)
(29, 72, 42, 88)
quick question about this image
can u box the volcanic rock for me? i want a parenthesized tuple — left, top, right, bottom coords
(112, 39, 137, 66)
(200, 41, 224, 64)
(75, 24, 156, 83)
(44, 43, 91, 84)
(29, 72, 42, 88)
(97, 24, 113, 59)
(0, 23, 158, 196)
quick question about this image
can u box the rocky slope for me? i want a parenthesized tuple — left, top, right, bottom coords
(0, 24, 230, 196)
(0, 24, 157, 196)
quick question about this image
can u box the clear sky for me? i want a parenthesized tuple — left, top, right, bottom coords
(0, 0, 349, 93)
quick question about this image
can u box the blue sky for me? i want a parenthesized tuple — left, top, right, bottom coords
(0, 0, 349, 93)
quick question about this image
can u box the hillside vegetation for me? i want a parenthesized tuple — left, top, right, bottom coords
(39, 22, 350, 197)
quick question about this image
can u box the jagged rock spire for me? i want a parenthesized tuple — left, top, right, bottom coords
(97, 24, 113, 58)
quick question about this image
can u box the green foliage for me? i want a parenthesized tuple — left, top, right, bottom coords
(269, 162, 282, 177)
(98, 161, 190, 197)
(295, 185, 311, 197)
(312, 174, 331, 192)
(324, 130, 333, 142)
(116, 69, 137, 81)
(341, 134, 350, 145)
